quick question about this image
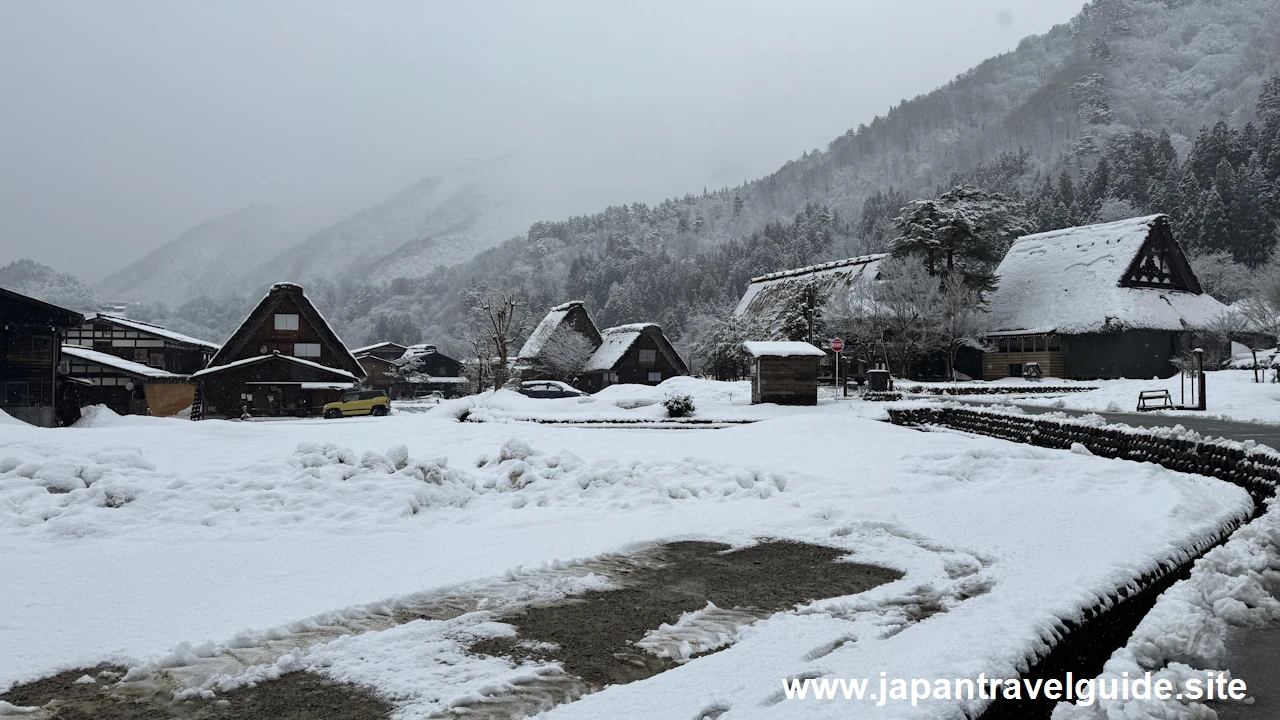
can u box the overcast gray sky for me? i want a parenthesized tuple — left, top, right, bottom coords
(0, 0, 1085, 283)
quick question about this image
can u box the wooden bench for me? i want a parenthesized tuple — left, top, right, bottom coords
(1136, 389, 1174, 412)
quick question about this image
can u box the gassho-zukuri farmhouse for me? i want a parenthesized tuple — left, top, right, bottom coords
(734, 214, 1230, 381)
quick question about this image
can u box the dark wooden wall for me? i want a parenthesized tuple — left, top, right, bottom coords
(199, 356, 352, 418)
(1062, 330, 1181, 380)
(752, 355, 819, 405)
(236, 295, 341, 369)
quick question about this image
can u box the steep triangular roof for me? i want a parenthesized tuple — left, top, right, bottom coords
(987, 215, 1227, 335)
(517, 301, 602, 362)
(0, 286, 85, 328)
(206, 282, 365, 377)
(583, 323, 688, 374)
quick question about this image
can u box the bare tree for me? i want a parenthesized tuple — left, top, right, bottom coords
(872, 257, 942, 377)
(934, 274, 988, 381)
(536, 331, 597, 386)
(469, 287, 530, 391)
(460, 329, 493, 392)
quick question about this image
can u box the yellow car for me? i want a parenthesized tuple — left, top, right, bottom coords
(323, 390, 391, 418)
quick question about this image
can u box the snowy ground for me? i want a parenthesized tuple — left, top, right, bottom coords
(0, 381, 1255, 719)
(451, 376, 852, 424)
(1009, 370, 1280, 425)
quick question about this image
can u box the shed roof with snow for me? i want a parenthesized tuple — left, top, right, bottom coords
(61, 345, 179, 379)
(90, 314, 220, 350)
(742, 341, 827, 358)
(986, 215, 1228, 336)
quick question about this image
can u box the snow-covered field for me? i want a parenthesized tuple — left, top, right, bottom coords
(452, 376, 847, 424)
(0, 381, 1255, 719)
(1012, 370, 1280, 424)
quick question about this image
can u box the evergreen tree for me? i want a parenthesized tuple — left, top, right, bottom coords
(891, 186, 1031, 291)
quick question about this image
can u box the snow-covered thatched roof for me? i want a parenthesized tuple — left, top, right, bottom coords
(582, 323, 688, 374)
(517, 301, 601, 362)
(987, 215, 1228, 335)
(734, 254, 887, 323)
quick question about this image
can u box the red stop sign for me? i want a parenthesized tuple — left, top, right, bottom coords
(829, 337, 844, 352)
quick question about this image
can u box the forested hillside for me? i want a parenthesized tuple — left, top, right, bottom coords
(127, 0, 1280, 362)
(0, 259, 98, 312)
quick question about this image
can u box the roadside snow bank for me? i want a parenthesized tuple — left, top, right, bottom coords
(0, 438, 790, 537)
(1052, 499, 1280, 719)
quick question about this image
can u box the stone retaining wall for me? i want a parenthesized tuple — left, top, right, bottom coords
(885, 404, 1276, 719)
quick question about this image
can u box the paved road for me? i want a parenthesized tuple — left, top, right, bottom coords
(1212, 622, 1280, 719)
(953, 398, 1280, 448)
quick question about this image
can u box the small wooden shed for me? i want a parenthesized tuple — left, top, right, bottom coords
(743, 341, 825, 406)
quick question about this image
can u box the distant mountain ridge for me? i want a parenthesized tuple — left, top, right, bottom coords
(244, 171, 512, 291)
(95, 204, 307, 306)
(101, 165, 516, 307)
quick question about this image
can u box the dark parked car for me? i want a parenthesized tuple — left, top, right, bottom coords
(517, 380, 587, 399)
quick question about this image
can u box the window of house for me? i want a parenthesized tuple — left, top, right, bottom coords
(274, 313, 300, 331)
(294, 343, 321, 358)
(240, 393, 254, 402)
(3, 382, 29, 405)
(647, 371, 662, 383)
(30, 335, 52, 352)
(134, 349, 148, 363)
(638, 348, 657, 365)
(147, 354, 165, 368)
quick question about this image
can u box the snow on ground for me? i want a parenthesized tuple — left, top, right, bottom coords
(452, 376, 843, 423)
(1012, 370, 1280, 424)
(1053, 497, 1280, 719)
(0, 385, 1255, 719)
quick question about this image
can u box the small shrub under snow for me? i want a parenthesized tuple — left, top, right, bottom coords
(662, 393, 696, 418)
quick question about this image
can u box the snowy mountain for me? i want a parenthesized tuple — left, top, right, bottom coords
(95, 205, 307, 307)
(0, 259, 98, 311)
(332, 0, 1280, 346)
(245, 169, 514, 290)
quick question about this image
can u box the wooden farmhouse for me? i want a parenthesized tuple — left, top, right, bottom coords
(190, 283, 365, 419)
(61, 314, 220, 417)
(579, 323, 688, 392)
(0, 287, 84, 427)
(352, 342, 409, 393)
(389, 344, 468, 398)
(984, 215, 1228, 380)
(743, 341, 825, 405)
(515, 301, 603, 381)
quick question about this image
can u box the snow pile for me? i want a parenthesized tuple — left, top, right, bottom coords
(0, 450, 157, 536)
(1052, 499, 1280, 719)
(72, 404, 123, 428)
(470, 438, 788, 507)
(451, 377, 826, 424)
(0, 438, 790, 538)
